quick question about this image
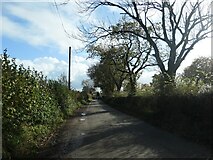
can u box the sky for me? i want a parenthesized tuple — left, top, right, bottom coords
(1, 0, 211, 91)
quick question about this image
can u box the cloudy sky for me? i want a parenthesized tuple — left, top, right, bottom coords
(1, 0, 211, 90)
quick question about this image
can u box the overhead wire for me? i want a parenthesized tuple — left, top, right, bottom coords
(53, 0, 72, 39)
(52, 0, 85, 56)
(52, 0, 74, 85)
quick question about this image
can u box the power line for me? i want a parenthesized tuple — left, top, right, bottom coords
(53, 0, 72, 39)
(52, 0, 73, 89)
(52, 0, 81, 56)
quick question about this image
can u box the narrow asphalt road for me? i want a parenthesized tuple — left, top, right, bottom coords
(38, 100, 211, 158)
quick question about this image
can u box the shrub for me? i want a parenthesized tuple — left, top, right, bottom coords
(103, 93, 212, 147)
(1, 51, 80, 158)
(48, 80, 80, 117)
(175, 76, 203, 95)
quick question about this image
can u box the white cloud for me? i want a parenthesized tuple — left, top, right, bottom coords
(138, 38, 211, 84)
(138, 70, 156, 84)
(15, 57, 68, 79)
(2, 0, 51, 2)
(2, 1, 211, 88)
(15, 55, 98, 90)
(177, 38, 211, 74)
(2, 2, 84, 53)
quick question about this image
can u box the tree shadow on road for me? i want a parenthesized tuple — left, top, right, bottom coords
(37, 100, 212, 158)
(62, 121, 210, 158)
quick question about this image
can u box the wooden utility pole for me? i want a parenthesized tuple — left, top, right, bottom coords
(68, 46, 71, 90)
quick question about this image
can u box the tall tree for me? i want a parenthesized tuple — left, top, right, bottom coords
(81, 79, 94, 93)
(87, 20, 155, 96)
(87, 60, 127, 96)
(80, 0, 213, 92)
(183, 57, 213, 85)
(88, 45, 128, 95)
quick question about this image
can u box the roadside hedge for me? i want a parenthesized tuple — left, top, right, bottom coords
(103, 93, 212, 147)
(1, 51, 80, 158)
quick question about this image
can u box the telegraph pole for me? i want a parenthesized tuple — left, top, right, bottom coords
(68, 46, 71, 90)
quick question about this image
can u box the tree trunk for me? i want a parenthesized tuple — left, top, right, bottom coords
(115, 82, 122, 92)
(161, 70, 176, 95)
(128, 74, 137, 96)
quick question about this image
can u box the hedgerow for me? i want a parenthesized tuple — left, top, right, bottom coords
(1, 50, 80, 158)
(103, 93, 212, 148)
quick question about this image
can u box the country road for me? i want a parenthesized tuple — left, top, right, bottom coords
(37, 100, 211, 158)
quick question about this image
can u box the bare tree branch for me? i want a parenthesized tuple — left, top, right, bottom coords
(79, 0, 213, 84)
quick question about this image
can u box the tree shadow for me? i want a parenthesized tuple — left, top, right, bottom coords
(37, 100, 211, 158)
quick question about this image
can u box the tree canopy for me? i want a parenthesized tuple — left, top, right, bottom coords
(183, 57, 213, 85)
(86, 19, 157, 95)
(80, 0, 212, 93)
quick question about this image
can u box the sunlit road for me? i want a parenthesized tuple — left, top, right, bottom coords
(38, 100, 211, 158)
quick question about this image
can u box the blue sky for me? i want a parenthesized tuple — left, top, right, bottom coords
(1, 1, 101, 90)
(1, 1, 211, 90)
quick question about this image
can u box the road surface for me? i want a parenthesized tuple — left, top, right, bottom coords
(37, 100, 211, 158)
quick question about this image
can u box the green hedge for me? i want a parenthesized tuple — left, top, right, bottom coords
(48, 80, 81, 117)
(103, 93, 212, 147)
(1, 51, 80, 158)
